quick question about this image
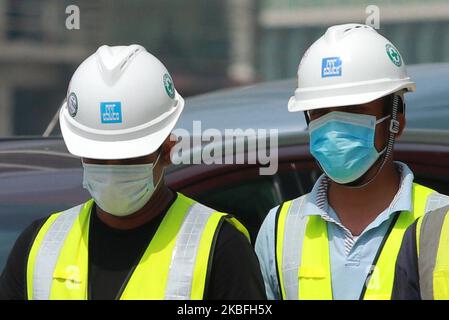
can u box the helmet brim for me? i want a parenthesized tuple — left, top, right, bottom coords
(60, 91, 185, 160)
(288, 79, 416, 112)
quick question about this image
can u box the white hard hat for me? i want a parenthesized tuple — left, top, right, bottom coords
(288, 23, 416, 113)
(59, 44, 184, 159)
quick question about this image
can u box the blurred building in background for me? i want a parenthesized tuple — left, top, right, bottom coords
(0, 0, 232, 136)
(258, 0, 449, 80)
(0, 0, 100, 136)
(0, 0, 448, 136)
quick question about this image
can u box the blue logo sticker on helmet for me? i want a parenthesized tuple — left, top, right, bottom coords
(322, 57, 342, 78)
(100, 102, 122, 124)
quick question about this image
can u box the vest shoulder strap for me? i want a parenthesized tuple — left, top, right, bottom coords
(417, 192, 449, 257)
(298, 214, 332, 300)
(162, 193, 250, 300)
(424, 192, 449, 214)
(362, 183, 438, 300)
(275, 194, 310, 300)
(417, 204, 449, 300)
(164, 200, 220, 300)
(27, 201, 92, 300)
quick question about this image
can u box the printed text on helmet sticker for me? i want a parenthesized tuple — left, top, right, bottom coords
(321, 57, 342, 78)
(100, 102, 122, 124)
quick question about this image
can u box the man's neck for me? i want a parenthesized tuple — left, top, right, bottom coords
(327, 161, 401, 236)
(96, 183, 176, 230)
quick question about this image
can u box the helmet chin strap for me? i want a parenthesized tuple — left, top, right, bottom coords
(340, 94, 401, 189)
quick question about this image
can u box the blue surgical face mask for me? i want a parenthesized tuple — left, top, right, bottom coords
(309, 111, 390, 184)
(82, 154, 162, 217)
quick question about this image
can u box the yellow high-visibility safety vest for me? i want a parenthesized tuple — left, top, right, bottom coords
(275, 183, 447, 300)
(26, 193, 249, 300)
(416, 204, 449, 300)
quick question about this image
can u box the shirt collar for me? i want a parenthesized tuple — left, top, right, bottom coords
(303, 161, 414, 225)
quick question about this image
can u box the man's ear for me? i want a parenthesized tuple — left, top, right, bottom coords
(160, 133, 177, 166)
(396, 111, 406, 139)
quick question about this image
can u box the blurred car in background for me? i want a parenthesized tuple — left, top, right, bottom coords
(1, 63, 449, 270)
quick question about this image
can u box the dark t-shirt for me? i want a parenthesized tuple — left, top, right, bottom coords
(0, 201, 266, 300)
(391, 220, 421, 300)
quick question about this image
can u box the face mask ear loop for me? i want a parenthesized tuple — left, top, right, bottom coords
(340, 94, 399, 189)
(304, 111, 311, 126)
(376, 114, 390, 125)
(306, 110, 332, 180)
(152, 150, 165, 189)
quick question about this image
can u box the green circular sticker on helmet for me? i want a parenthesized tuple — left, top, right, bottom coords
(386, 44, 402, 67)
(163, 73, 175, 99)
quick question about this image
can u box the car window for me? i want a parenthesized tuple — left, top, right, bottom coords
(0, 169, 89, 271)
(0, 203, 73, 271)
(193, 169, 320, 241)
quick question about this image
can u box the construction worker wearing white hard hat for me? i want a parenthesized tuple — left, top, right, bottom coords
(0, 45, 266, 300)
(255, 23, 449, 300)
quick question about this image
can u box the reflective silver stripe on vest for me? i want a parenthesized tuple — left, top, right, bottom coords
(281, 195, 308, 300)
(418, 205, 449, 300)
(32, 204, 83, 300)
(425, 192, 449, 213)
(164, 203, 216, 300)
